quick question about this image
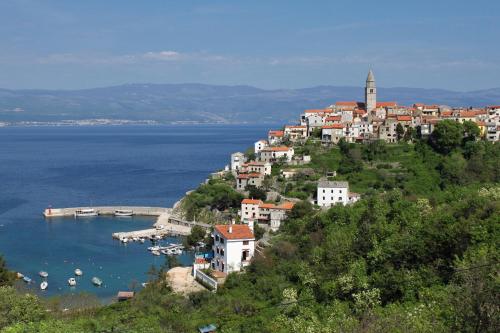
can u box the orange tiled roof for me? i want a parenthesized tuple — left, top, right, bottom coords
(259, 203, 276, 209)
(215, 224, 254, 240)
(268, 130, 284, 137)
(440, 111, 453, 117)
(377, 102, 397, 108)
(278, 202, 295, 210)
(336, 101, 357, 106)
(325, 116, 341, 121)
(237, 173, 261, 179)
(242, 199, 263, 205)
(459, 111, 476, 118)
(263, 146, 291, 152)
(322, 124, 345, 129)
(397, 115, 412, 121)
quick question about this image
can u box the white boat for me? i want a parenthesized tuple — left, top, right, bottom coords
(23, 276, 32, 283)
(132, 237, 139, 242)
(121, 238, 129, 243)
(139, 238, 145, 243)
(91, 277, 103, 286)
(114, 209, 133, 217)
(148, 246, 160, 251)
(40, 281, 48, 290)
(151, 250, 161, 256)
(74, 209, 98, 217)
(74, 269, 83, 276)
(39, 271, 48, 278)
(68, 278, 77, 286)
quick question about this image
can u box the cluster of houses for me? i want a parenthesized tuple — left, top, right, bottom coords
(195, 69, 498, 282)
(268, 70, 500, 144)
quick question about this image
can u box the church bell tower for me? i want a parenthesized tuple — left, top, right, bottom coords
(365, 69, 376, 112)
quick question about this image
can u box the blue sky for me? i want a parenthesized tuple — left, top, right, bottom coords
(1, 0, 499, 90)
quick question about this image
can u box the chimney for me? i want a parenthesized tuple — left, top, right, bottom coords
(228, 225, 232, 234)
(248, 219, 254, 232)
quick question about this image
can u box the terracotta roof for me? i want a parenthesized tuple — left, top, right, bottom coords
(247, 161, 267, 166)
(325, 116, 341, 121)
(488, 105, 500, 109)
(237, 173, 261, 179)
(263, 146, 291, 152)
(377, 102, 397, 108)
(242, 199, 263, 205)
(414, 103, 425, 107)
(424, 105, 439, 109)
(278, 202, 295, 210)
(322, 124, 345, 129)
(117, 291, 135, 299)
(336, 101, 358, 106)
(215, 224, 254, 240)
(268, 130, 284, 137)
(397, 115, 412, 121)
(476, 121, 486, 126)
(259, 203, 276, 209)
(354, 109, 367, 114)
(459, 111, 476, 118)
(440, 111, 453, 117)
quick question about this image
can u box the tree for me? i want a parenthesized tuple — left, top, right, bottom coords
(462, 120, 480, 142)
(247, 185, 267, 201)
(0, 286, 46, 330)
(186, 225, 206, 247)
(429, 120, 464, 154)
(403, 127, 414, 142)
(289, 200, 314, 219)
(0, 255, 14, 287)
(395, 123, 405, 141)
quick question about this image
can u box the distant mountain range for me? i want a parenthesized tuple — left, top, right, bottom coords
(1, 83, 499, 124)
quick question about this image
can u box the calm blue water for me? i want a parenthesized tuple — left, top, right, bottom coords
(0, 125, 267, 300)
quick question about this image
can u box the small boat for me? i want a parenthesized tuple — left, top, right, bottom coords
(40, 281, 48, 290)
(74, 209, 98, 217)
(91, 277, 103, 287)
(16, 272, 24, 279)
(114, 209, 133, 217)
(139, 238, 145, 243)
(148, 246, 160, 252)
(141, 282, 148, 288)
(68, 278, 77, 286)
(132, 237, 139, 242)
(121, 238, 129, 243)
(74, 269, 83, 276)
(39, 271, 48, 278)
(23, 276, 32, 283)
(151, 250, 161, 256)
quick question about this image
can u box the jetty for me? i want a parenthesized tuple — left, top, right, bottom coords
(43, 206, 211, 239)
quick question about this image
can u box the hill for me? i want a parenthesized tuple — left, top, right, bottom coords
(1, 84, 499, 124)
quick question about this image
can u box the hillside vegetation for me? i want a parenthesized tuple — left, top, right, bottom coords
(0, 124, 499, 332)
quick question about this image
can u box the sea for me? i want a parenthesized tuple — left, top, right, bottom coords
(0, 124, 268, 301)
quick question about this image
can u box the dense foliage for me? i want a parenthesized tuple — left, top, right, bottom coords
(1, 133, 499, 332)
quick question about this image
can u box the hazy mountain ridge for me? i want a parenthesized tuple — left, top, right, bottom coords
(0, 84, 499, 124)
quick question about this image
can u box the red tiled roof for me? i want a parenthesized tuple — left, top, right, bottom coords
(397, 115, 412, 122)
(424, 105, 440, 109)
(325, 116, 341, 121)
(459, 111, 476, 118)
(354, 109, 367, 114)
(259, 203, 276, 209)
(215, 224, 254, 240)
(377, 102, 397, 108)
(488, 105, 500, 109)
(237, 173, 261, 179)
(336, 101, 357, 106)
(322, 124, 345, 129)
(262, 146, 291, 152)
(242, 199, 263, 205)
(440, 111, 453, 117)
(268, 130, 284, 137)
(278, 202, 295, 210)
(247, 161, 267, 166)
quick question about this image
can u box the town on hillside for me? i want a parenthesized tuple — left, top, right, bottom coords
(192, 69, 499, 290)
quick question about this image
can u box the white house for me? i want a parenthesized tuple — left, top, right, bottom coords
(321, 124, 346, 144)
(259, 146, 294, 163)
(254, 140, 268, 154)
(212, 223, 255, 274)
(317, 180, 349, 207)
(241, 198, 263, 220)
(284, 125, 308, 142)
(230, 152, 246, 172)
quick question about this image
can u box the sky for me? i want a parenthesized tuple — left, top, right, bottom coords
(1, 0, 499, 91)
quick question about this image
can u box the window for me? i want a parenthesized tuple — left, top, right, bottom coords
(215, 235, 219, 242)
(220, 238, 224, 244)
(221, 249, 224, 256)
(323, 189, 325, 193)
(323, 196, 325, 200)
(243, 240, 249, 245)
(339, 190, 342, 193)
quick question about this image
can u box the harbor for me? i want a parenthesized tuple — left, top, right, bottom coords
(43, 206, 211, 240)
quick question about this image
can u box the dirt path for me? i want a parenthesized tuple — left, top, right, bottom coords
(166, 266, 205, 295)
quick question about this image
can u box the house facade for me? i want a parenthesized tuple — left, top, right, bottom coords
(212, 224, 255, 274)
(317, 180, 349, 207)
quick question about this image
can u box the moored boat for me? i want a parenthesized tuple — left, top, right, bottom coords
(114, 209, 133, 217)
(23, 276, 32, 283)
(74, 208, 98, 217)
(91, 277, 103, 286)
(68, 278, 77, 286)
(151, 250, 161, 256)
(39, 271, 48, 278)
(74, 269, 83, 276)
(40, 281, 48, 290)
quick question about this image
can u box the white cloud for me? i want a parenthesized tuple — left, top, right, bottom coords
(142, 51, 181, 61)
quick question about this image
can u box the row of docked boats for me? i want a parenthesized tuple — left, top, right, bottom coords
(120, 234, 165, 244)
(17, 268, 103, 290)
(74, 208, 134, 218)
(148, 244, 184, 256)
